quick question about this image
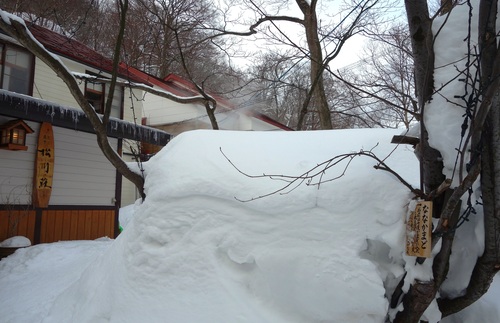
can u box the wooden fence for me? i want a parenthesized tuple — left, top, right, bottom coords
(0, 209, 36, 243)
(0, 208, 117, 244)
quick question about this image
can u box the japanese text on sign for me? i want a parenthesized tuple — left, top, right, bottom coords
(406, 201, 433, 258)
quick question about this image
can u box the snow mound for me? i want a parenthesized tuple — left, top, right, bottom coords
(0, 236, 31, 247)
(45, 129, 419, 323)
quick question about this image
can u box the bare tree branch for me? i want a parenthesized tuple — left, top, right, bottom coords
(220, 145, 422, 202)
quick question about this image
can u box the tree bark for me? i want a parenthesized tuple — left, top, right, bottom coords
(438, 1, 500, 314)
(394, 281, 435, 323)
(296, 0, 333, 129)
(392, 1, 444, 321)
(404, 0, 444, 194)
(396, 0, 500, 320)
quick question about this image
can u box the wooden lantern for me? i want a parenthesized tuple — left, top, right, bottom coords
(0, 119, 34, 151)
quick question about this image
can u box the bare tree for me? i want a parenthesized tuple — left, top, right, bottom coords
(245, 51, 311, 128)
(247, 49, 391, 130)
(332, 23, 418, 129)
(389, 0, 500, 321)
(0, 1, 223, 198)
(0, 0, 119, 56)
(217, 0, 381, 130)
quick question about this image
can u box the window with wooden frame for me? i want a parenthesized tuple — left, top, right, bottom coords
(84, 74, 105, 114)
(0, 43, 34, 95)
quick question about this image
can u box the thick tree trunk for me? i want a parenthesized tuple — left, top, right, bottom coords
(296, 0, 333, 130)
(439, 1, 500, 312)
(439, 91, 500, 316)
(394, 282, 435, 323)
(396, 0, 500, 320)
(405, 0, 444, 194)
(393, 1, 444, 321)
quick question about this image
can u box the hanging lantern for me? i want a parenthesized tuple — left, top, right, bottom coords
(0, 119, 34, 151)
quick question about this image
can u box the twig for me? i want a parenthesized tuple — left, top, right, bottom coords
(220, 145, 423, 202)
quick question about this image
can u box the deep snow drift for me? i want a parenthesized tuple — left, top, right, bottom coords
(49, 129, 420, 323)
(2, 128, 498, 322)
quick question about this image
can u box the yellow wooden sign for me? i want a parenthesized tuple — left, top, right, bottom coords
(406, 201, 433, 258)
(33, 122, 54, 208)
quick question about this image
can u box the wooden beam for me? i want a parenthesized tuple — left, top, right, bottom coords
(391, 135, 420, 146)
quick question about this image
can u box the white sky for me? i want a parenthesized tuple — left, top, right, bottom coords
(226, 0, 406, 70)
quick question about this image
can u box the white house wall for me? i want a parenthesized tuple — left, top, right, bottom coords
(32, 57, 80, 108)
(32, 56, 132, 121)
(31, 54, 147, 210)
(143, 92, 207, 125)
(31, 54, 147, 206)
(0, 118, 37, 205)
(0, 117, 117, 207)
(121, 87, 144, 157)
(51, 126, 116, 206)
(123, 87, 144, 124)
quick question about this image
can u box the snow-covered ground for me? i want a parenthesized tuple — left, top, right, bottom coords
(1, 1, 499, 321)
(1, 128, 499, 322)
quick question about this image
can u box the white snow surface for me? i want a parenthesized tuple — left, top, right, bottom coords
(50, 129, 415, 323)
(1, 128, 498, 322)
(0, 236, 31, 247)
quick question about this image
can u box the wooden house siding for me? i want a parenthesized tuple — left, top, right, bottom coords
(32, 58, 80, 108)
(0, 208, 116, 244)
(50, 126, 117, 206)
(0, 118, 117, 207)
(39, 209, 115, 243)
(32, 57, 124, 119)
(0, 210, 36, 243)
(0, 119, 38, 205)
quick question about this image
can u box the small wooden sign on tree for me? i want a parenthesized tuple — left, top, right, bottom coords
(406, 201, 433, 258)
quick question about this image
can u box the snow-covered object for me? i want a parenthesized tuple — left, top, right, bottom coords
(41, 128, 418, 323)
(0, 128, 497, 322)
(0, 236, 31, 248)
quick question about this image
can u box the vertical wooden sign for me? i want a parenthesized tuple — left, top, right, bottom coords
(33, 122, 54, 208)
(406, 201, 433, 258)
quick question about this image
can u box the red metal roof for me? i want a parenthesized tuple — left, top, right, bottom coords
(2, 22, 292, 130)
(119, 64, 293, 130)
(119, 64, 232, 109)
(27, 23, 142, 82)
(248, 112, 294, 131)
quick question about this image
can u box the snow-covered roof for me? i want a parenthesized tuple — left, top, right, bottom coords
(0, 90, 170, 145)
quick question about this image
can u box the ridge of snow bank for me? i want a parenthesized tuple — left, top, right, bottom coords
(44, 129, 419, 322)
